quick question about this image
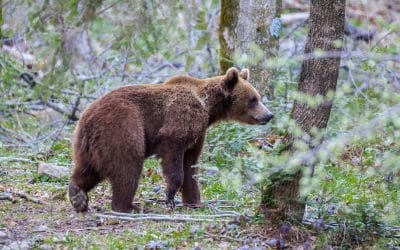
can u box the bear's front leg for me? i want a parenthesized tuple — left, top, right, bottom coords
(161, 151, 184, 209)
(181, 135, 204, 208)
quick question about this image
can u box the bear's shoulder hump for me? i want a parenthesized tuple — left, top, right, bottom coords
(164, 75, 203, 87)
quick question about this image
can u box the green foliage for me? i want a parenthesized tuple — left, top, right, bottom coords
(32, 172, 69, 184)
(0, 55, 32, 113)
(308, 163, 400, 247)
(221, 10, 400, 247)
(202, 123, 261, 166)
(1, 0, 400, 248)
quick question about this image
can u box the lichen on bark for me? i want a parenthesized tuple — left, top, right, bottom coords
(218, 0, 240, 74)
(218, 0, 281, 99)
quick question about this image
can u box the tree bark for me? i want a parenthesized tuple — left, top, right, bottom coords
(262, 0, 346, 222)
(219, 0, 240, 72)
(219, 0, 281, 98)
(0, 0, 2, 39)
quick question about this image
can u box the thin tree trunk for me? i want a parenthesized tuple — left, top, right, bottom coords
(219, 0, 281, 98)
(262, 0, 346, 222)
(219, 0, 240, 72)
(0, 0, 2, 39)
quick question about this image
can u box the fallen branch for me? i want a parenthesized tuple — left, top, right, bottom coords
(15, 191, 44, 204)
(106, 211, 239, 219)
(93, 213, 231, 223)
(207, 204, 241, 216)
(144, 198, 245, 206)
(0, 157, 35, 163)
(0, 191, 44, 205)
(0, 192, 16, 202)
(204, 232, 245, 242)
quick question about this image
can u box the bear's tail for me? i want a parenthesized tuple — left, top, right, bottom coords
(68, 182, 88, 212)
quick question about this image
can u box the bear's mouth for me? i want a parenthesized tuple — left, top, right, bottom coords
(256, 113, 274, 125)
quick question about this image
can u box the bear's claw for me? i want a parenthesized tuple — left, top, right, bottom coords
(166, 198, 176, 210)
(69, 183, 88, 213)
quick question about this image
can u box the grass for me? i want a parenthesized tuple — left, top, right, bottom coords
(1, 121, 400, 249)
(0, 124, 269, 249)
(0, 75, 392, 246)
(1, 121, 306, 249)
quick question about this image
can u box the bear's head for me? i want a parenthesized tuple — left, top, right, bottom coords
(222, 67, 274, 125)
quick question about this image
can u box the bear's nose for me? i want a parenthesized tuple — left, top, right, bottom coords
(258, 113, 274, 124)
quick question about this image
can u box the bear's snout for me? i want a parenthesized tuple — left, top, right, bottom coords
(252, 101, 274, 125)
(256, 112, 274, 125)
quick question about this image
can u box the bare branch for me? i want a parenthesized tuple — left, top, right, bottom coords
(106, 211, 239, 219)
(0, 191, 45, 205)
(93, 212, 232, 223)
(14, 192, 44, 205)
(0, 157, 34, 163)
(269, 103, 400, 176)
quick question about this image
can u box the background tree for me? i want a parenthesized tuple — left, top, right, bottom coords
(262, 0, 346, 222)
(1, 0, 400, 248)
(0, 0, 2, 39)
(219, 0, 281, 98)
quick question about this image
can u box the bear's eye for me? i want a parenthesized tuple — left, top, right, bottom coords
(249, 97, 258, 107)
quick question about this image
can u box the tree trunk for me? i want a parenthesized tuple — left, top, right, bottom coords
(219, 0, 281, 98)
(262, 0, 346, 222)
(0, 0, 2, 39)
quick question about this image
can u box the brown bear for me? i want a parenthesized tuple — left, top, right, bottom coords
(69, 67, 274, 213)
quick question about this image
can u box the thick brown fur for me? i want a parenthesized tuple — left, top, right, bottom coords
(69, 67, 273, 213)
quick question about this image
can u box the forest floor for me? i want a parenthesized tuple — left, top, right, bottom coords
(0, 145, 312, 249)
(2, 1, 399, 248)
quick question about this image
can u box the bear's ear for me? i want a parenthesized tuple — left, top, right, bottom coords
(240, 68, 250, 80)
(223, 67, 239, 90)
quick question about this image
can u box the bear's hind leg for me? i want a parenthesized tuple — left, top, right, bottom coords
(69, 165, 103, 212)
(109, 161, 143, 213)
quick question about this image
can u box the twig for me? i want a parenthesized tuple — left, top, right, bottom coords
(68, 93, 81, 121)
(281, 13, 375, 43)
(347, 67, 371, 104)
(372, 30, 393, 49)
(95, 0, 123, 16)
(300, 50, 399, 62)
(44, 101, 69, 116)
(269, 103, 400, 175)
(0, 125, 24, 142)
(281, 12, 309, 25)
(208, 204, 241, 216)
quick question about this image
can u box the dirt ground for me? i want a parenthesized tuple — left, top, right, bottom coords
(0, 159, 310, 250)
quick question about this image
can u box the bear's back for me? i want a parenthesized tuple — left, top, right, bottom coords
(164, 75, 203, 86)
